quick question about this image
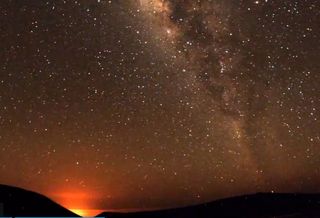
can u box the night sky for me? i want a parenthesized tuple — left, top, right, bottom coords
(0, 0, 319, 216)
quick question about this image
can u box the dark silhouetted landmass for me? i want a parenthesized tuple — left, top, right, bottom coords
(99, 193, 320, 218)
(0, 184, 78, 217)
(1, 184, 320, 218)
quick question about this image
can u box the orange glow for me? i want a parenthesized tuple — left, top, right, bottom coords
(70, 208, 104, 217)
(49, 189, 103, 217)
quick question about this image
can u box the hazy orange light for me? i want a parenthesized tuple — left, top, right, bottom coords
(50, 189, 103, 217)
(70, 209, 88, 217)
(70, 208, 104, 217)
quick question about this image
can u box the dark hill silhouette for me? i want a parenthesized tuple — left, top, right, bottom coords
(1, 184, 320, 218)
(0, 184, 78, 217)
(99, 193, 320, 218)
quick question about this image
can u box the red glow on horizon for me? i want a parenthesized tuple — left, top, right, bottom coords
(69, 208, 105, 217)
(50, 189, 103, 217)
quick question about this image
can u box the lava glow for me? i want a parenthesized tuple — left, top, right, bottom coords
(70, 208, 104, 217)
(51, 190, 103, 217)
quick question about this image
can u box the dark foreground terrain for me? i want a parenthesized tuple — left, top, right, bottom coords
(1, 184, 320, 217)
(101, 193, 320, 218)
(0, 184, 78, 217)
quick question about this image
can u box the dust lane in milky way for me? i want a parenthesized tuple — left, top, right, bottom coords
(0, 0, 319, 213)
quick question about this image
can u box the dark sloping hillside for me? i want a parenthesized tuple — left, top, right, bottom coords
(99, 193, 320, 218)
(0, 184, 78, 217)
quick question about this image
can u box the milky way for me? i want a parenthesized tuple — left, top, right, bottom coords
(0, 0, 319, 215)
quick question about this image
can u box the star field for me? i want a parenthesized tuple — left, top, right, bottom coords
(0, 0, 319, 215)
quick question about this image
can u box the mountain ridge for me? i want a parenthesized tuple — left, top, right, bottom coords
(98, 192, 320, 218)
(0, 184, 79, 217)
(1, 184, 320, 218)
